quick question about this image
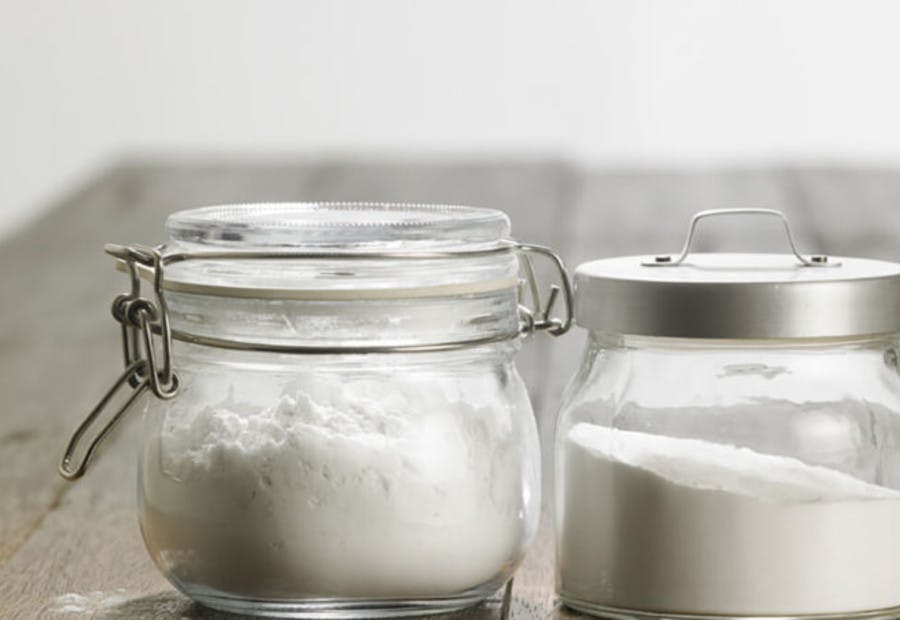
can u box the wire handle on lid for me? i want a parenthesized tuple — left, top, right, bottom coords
(642, 208, 839, 267)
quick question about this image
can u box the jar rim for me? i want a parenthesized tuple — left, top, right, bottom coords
(154, 203, 521, 300)
(166, 202, 511, 251)
(100, 205, 572, 359)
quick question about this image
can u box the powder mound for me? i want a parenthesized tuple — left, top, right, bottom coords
(159, 380, 417, 480)
(568, 422, 900, 502)
(142, 373, 534, 598)
(560, 422, 900, 614)
(49, 590, 129, 614)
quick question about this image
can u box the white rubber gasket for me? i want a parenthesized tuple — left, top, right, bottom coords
(119, 261, 518, 301)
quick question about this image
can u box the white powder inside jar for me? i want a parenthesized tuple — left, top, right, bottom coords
(141, 375, 535, 599)
(559, 422, 900, 616)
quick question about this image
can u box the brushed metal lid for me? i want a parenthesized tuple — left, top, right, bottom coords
(574, 209, 900, 339)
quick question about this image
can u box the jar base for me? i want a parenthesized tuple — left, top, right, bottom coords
(558, 596, 900, 620)
(180, 581, 507, 619)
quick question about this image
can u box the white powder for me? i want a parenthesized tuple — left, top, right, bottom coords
(49, 590, 129, 614)
(140, 374, 536, 599)
(559, 422, 900, 616)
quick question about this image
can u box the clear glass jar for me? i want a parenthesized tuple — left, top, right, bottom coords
(141, 342, 538, 617)
(61, 203, 571, 618)
(555, 210, 900, 619)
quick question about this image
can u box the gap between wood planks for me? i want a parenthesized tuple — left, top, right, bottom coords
(0, 482, 70, 571)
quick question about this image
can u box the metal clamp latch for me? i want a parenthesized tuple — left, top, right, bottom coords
(517, 244, 573, 336)
(59, 245, 180, 480)
(59, 240, 572, 480)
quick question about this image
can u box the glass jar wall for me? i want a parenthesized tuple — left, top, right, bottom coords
(141, 340, 539, 617)
(555, 332, 900, 618)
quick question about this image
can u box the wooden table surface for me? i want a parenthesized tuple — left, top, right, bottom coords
(2, 159, 900, 619)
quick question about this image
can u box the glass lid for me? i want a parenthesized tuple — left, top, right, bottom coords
(167, 202, 512, 251)
(153, 203, 520, 299)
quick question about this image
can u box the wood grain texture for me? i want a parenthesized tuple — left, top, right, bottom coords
(1, 159, 898, 620)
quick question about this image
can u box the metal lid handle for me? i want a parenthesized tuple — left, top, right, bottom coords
(644, 208, 836, 267)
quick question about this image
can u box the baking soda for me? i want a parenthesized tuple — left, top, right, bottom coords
(140, 375, 535, 599)
(49, 590, 128, 614)
(558, 422, 900, 616)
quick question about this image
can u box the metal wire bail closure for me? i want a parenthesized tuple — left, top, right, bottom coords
(58, 361, 150, 480)
(59, 245, 182, 480)
(59, 239, 572, 479)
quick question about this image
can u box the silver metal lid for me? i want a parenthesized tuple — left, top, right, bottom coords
(574, 209, 900, 339)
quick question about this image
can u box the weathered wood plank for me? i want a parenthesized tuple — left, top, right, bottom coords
(4, 161, 900, 620)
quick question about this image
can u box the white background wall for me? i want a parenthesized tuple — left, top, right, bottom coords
(4, 0, 900, 240)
